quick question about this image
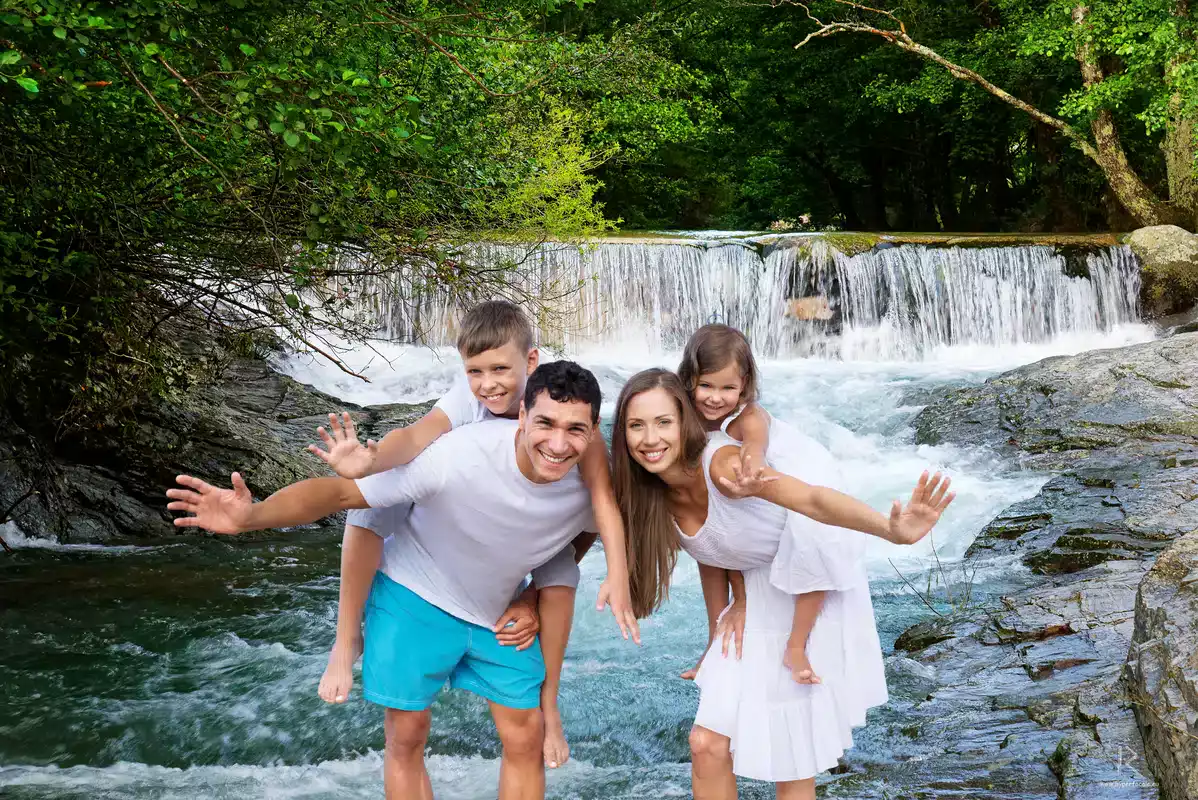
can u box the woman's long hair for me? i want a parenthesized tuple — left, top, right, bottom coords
(611, 369, 709, 618)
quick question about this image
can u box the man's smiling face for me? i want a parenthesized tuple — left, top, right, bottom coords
(517, 393, 595, 483)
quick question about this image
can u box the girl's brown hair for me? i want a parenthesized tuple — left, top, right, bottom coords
(611, 369, 709, 618)
(677, 324, 759, 404)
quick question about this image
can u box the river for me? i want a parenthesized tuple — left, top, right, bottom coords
(0, 235, 1157, 798)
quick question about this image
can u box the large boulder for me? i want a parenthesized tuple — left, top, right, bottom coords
(1126, 225, 1198, 318)
(1127, 531, 1198, 800)
(0, 348, 431, 544)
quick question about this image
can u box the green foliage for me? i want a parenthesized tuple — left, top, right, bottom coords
(0, 0, 615, 437)
(567, 0, 1195, 231)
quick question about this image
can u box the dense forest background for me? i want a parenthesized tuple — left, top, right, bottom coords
(1, 0, 1195, 437)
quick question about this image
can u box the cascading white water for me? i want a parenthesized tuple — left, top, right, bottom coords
(350, 235, 1142, 361)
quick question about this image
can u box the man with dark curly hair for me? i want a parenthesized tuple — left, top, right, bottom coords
(167, 360, 603, 800)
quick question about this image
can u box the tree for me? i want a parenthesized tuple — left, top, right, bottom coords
(0, 1, 614, 438)
(783, 0, 1198, 229)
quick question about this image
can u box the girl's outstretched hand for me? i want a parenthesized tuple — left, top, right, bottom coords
(308, 412, 380, 479)
(717, 451, 779, 498)
(887, 471, 956, 545)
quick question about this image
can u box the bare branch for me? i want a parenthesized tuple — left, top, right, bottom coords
(786, 0, 1101, 162)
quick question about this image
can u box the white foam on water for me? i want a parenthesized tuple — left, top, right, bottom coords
(0, 753, 692, 799)
(0, 521, 151, 553)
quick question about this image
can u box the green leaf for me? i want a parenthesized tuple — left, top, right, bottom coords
(245, 117, 259, 130)
(144, 43, 159, 56)
(269, 121, 286, 133)
(235, 91, 250, 103)
(0, 51, 20, 66)
(53, 27, 67, 40)
(341, 69, 356, 80)
(239, 43, 257, 57)
(284, 293, 300, 310)
(284, 130, 301, 147)
(385, 189, 397, 199)
(16, 77, 37, 93)
(87, 16, 105, 27)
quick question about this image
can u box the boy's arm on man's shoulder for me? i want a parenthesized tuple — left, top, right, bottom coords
(356, 433, 453, 509)
(372, 407, 452, 471)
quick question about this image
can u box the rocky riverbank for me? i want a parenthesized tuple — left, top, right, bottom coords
(0, 342, 431, 545)
(889, 332, 1198, 798)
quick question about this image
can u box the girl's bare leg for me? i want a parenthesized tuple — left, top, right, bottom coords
(784, 591, 825, 685)
(318, 525, 383, 703)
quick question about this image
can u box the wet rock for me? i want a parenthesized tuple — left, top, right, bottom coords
(1126, 225, 1198, 318)
(886, 332, 1198, 797)
(910, 333, 1198, 467)
(1127, 531, 1198, 800)
(848, 560, 1157, 799)
(0, 346, 432, 544)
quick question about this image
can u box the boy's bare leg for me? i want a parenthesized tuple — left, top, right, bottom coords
(319, 525, 383, 703)
(537, 585, 576, 768)
(383, 708, 433, 800)
(491, 702, 546, 800)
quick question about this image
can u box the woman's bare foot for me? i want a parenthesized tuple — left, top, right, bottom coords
(783, 646, 821, 685)
(542, 704, 570, 769)
(318, 635, 362, 703)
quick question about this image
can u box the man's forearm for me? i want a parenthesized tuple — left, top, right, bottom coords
(244, 477, 365, 532)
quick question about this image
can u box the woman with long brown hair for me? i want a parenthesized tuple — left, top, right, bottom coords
(612, 369, 954, 800)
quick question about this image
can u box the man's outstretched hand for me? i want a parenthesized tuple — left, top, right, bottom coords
(167, 473, 255, 534)
(886, 471, 956, 545)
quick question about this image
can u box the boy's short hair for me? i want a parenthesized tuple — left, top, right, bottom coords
(524, 360, 602, 423)
(456, 300, 535, 358)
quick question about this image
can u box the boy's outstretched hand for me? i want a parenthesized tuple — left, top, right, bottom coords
(167, 473, 255, 534)
(886, 471, 956, 545)
(596, 576, 641, 645)
(309, 412, 380, 479)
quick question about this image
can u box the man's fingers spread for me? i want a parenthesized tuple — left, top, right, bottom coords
(316, 427, 334, 446)
(166, 501, 198, 512)
(175, 475, 212, 493)
(166, 488, 202, 503)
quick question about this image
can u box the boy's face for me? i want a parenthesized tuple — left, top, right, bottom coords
(462, 341, 539, 418)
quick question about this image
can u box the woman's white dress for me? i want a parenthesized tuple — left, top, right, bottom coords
(678, 420, 888, 782)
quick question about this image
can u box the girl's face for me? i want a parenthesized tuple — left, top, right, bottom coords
(623, 387, 683, 474)
(692, 362, 745, 423)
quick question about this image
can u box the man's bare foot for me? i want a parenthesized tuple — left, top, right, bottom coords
(318, 635, 362, 704)
(783, 646, 821, 685)
(542, 705, 570, 769)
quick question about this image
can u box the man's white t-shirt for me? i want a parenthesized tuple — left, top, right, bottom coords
(353, 419, 595, 629)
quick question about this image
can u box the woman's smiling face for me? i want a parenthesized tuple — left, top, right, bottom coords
(623, 387, 684, 474)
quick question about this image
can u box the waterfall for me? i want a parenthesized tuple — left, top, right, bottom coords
(348, 235, 1143, 361)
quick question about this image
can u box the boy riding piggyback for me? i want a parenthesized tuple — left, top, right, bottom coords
(311, 300, 638, 768)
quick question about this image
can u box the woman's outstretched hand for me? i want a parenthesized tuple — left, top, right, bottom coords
(167, 473, 254, 534)
(887, 471, 955, 545)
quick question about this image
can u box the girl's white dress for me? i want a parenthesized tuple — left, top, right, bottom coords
(678, 419, 888, 782)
